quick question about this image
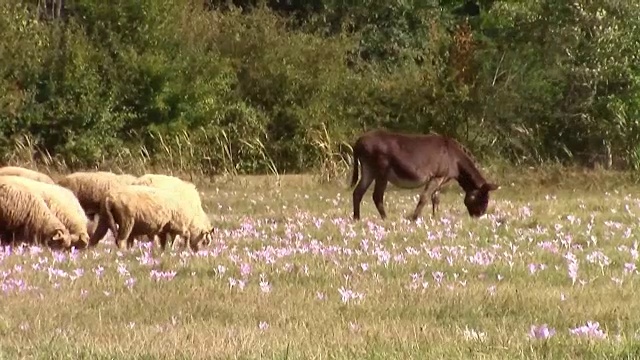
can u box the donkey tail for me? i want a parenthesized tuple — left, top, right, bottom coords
(350, 145, 360, 188)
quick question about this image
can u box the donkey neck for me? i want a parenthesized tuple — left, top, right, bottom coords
(455, 158, 486, 193)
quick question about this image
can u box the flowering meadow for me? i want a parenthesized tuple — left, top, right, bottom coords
(2, 174, 640, 358)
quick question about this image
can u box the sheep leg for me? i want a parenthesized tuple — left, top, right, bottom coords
(151, 235, 162, 248)
(156, 234, 169, 250)
(169, 233, 183, 251)
(115, 219, 134, 250)
(186, 232, 202, 253)
(12, 231, 23, 247)
(86, 213, 99, 238)
(178, 232, 189, 252)
(126, 234, 137, 249)
(164, 232, 176, 251)
(24, 228, 41, 247)
(90, 200, 116, 247)
(1, 231, 17, 247)
(167, 233, 176, 250)
(156, 231, 170, 252)
(0, 233, 8, 247)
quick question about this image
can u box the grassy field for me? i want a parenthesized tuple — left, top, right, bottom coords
(3, 168, 640, 359)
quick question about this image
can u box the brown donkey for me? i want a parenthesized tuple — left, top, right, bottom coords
(350, 129, 499, 220)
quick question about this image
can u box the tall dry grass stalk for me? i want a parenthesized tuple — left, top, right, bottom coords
(311, 123, 352, 185)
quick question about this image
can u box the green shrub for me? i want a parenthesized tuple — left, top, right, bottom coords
(1, 0, 639, 177)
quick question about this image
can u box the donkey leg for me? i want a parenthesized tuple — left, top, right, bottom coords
(431, 178, 450, 218)
(431, 190, 441, 217)
(352, 165, 374, 220)
(409, 179, 438, 221)
(409, 186, 431, 221)
(372, 175, 389, 220)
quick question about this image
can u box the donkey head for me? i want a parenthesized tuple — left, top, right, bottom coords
(463, 182, 499, 217)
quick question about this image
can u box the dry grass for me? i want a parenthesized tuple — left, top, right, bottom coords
(2, 168, 640, 359)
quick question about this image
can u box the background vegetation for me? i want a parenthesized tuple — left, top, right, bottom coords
(1, 0, 639, 178)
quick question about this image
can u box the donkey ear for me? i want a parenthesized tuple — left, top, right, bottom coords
(482, 183, 500, 192)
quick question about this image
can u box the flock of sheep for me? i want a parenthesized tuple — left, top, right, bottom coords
(0, 166, 214, 252)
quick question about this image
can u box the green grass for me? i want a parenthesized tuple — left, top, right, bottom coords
(3, 169, 640, 359)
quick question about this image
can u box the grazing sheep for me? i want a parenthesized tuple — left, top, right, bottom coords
(133, 174, 202, 202)
(56, 171, 137, 216)
(0, 166, 55, 184)
(0, 175, 90, 249)
(56, 171, 138, 243)
(133, 173, 211, 248)
(0, 181, 71, 249)
(115, 173, 138, 184)
(89, 185, 213, 252)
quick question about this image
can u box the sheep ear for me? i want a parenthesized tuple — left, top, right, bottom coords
(203, 231, 213, 247)
(52, 229, 64, 241)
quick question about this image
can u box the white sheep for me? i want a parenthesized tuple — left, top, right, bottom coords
(0, 181, 71, 249)
(132, 174, 206, 213)
(0, 175, 90, 249)
(56, 171, 137, 215)
(0, 166, 55, 184)
(56, 171, 137, 241)
(133, 173, 211, 248)
(89, 185, 213, 252)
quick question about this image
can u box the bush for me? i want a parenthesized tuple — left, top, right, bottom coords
(1, 0, 639, 177)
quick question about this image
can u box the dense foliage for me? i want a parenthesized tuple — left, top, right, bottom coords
(1, 0, 639, 175)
